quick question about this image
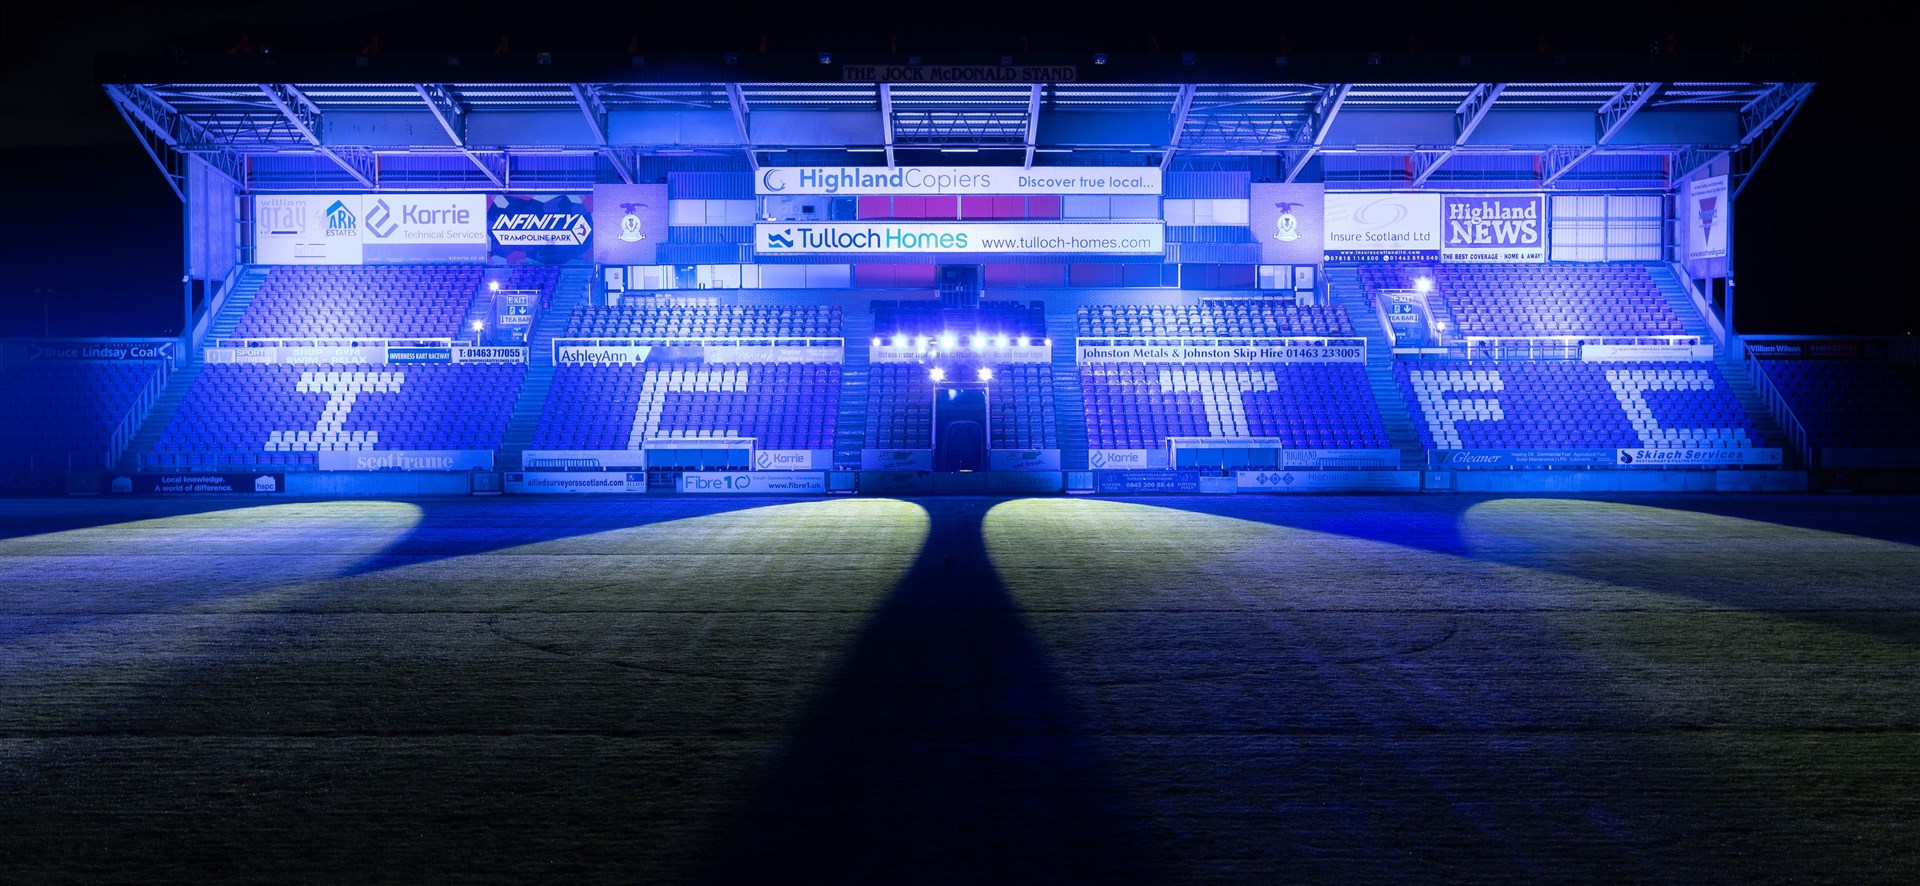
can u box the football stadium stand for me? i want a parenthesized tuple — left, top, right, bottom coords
(144, 362, 524, 469)
(233, 265, 482, 340)
(0, 360, 167, 470)
(1397, 360, 1761, 451)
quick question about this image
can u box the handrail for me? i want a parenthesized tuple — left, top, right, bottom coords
(1668, 261, 1727, 351)
(1744, 346, 1816, 469)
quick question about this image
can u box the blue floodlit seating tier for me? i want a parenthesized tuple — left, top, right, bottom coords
(987, 364, 1058, 450)
(1754, 359, 1920, 448)
(566, 303, 842, 338)
(144, 362, 524, 469)
(1396, 360, 1761, 450)
(865, 364, 935, 450)
(234, 265, 482, 339)
(0, 361, 164, 469)
(1359, 263, 1684, 337)
(1077, 302, 1352, 337)
(532, 362, 841, 451)
(1080, 363, 1388, 450)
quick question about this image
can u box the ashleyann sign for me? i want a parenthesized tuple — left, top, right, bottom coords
(1440, 193, 1546, 263)
(756, 222, 1163, 255)
(755, 167, 1158, 196)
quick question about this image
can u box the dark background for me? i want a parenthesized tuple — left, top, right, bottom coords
(1, 0, 1909, 338)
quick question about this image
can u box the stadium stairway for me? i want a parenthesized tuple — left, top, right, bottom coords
(201, 266, 271, 342)
(833, 308, 873, 470)
(1648, 264, 1798, 464)
(115, 267, 272, 471)
(497, 267, 591, 471)
(1327, 267, 1427, 471)
(1047, 311, 1089, 471)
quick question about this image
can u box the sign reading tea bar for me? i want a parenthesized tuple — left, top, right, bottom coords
(756, 222, 1163, 255)
(755, 166, 1159, 196)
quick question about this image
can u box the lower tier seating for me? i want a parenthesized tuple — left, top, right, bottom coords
(145, 362, 523, 468)
(1081, 363, 1388, 450)
(532, 362, 840, 451)
(1397, 360, 1761, 450)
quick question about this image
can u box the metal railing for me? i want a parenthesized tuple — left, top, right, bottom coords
(1742, 345, 1814, 469)
(1431, 334, 1704, 362)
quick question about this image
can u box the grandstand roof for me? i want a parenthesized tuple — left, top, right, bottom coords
(98, 49, 1816, 196)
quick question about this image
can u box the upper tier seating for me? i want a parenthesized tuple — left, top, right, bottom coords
(234, 265, 481, 339)
(566, 303, 842, 338)
(870, 299, 1046, 339)
(1359, 263, 1685, 337)
(0, 361, 164, 469)
(532, 362, 840, 452)
(1078, 302, 1352, 337)
(145, 362, 523, 469)
(1754, 359, 1920, 448)
(1080, 363, 1388, 451)
(1396, 360, 1761, 450)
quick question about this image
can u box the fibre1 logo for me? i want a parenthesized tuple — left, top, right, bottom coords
(766, 228, 794, 249)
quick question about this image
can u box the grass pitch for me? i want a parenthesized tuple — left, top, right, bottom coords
(1, 493, 1916, 884)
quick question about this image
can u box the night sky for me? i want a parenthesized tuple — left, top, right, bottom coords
(1, 0, 1910, 337)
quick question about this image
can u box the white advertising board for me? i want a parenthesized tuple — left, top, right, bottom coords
(755, 222, 1164, 255)
(755, 166, 1160, 196)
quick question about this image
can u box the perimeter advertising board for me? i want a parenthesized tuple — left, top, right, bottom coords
(678, 472, 827, 494)
(108, 473, 285, 494)
(253, 194, 488, 264)
(755, 166, 1159, 196)
(505, 471, 649, 494)
(755, 222, 1164, 256)
(489, 193, 593, 264)
(1324, 193, 1441, 263)
(1439, 194, 1546, 263)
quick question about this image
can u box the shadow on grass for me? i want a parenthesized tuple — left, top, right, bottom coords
(699, 498, 1163, 885)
